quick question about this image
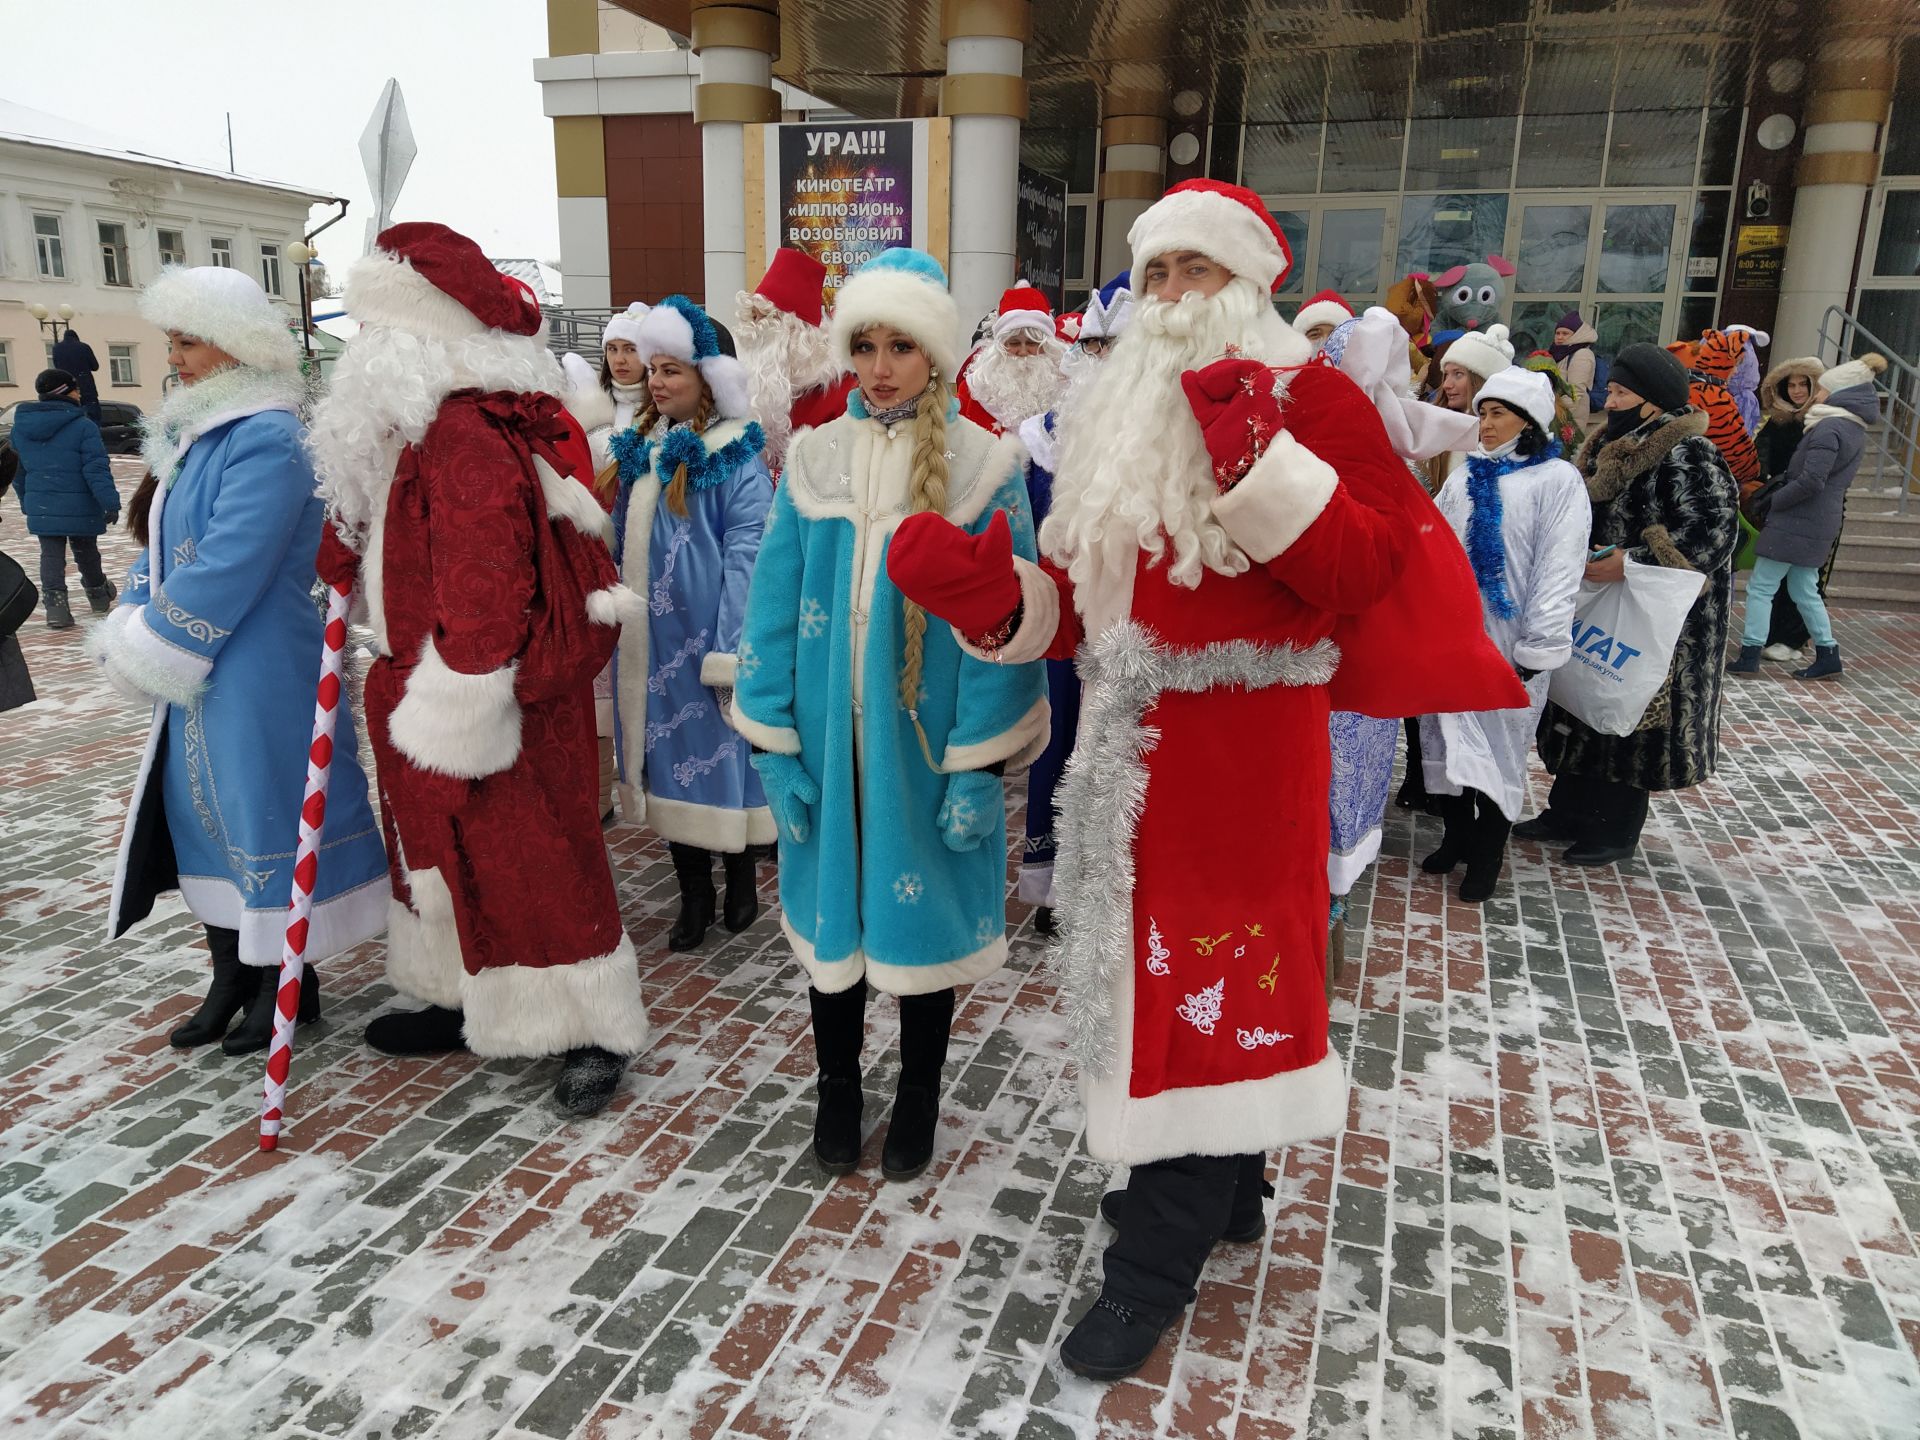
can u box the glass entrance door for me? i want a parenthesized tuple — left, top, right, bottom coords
(1260, 198, 1393, 320)
(1510, 193, 1686, 372)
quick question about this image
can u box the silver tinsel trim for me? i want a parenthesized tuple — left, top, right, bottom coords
(1049, 621, 1337, 1077)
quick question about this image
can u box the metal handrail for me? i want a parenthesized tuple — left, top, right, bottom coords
(1816, 305, 1919, 515)
(544, 307, 616, 361)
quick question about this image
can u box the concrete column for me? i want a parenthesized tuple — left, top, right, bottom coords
(1097, 106, 1167, 282)
(1773, 38, 1892, 355)
(547, 0, 610, 309)
(693, 1, 780, 306)
(940, 0, 1030, 347)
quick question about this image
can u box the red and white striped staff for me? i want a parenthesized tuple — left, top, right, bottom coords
(260, 578, 353, 1151)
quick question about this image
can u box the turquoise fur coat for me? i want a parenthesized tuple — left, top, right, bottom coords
(731, 396, 1049, 995)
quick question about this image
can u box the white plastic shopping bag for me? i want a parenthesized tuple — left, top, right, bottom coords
(1547, 558, 1706, 737)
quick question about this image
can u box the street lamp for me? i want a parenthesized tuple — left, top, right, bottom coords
(27, 302, 75, 341)
(287, 241, 316, 360)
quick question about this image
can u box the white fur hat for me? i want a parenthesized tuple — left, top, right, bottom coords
(1475, 366, 1557, 434)
(1443, 323, 1516, 384)
(139, 265, 300, 373)
(603, 301, 650, 351)
(634, 295, 752, 420)
(1724, 323, 1770, 348)
(1816, 352, 1887, 395)
(828, 248, 962, 380)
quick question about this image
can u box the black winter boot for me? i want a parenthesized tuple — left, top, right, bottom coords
(1726, 643, 1763, 676)
(169, 927, 259, 1048)
(1033, 906, 1057, 938)
(1420, 792, 1475, 875)
(882, 987, 955, 1181)
(555, 1046, 627, 1115)
(1099, 1156, 1272, 1245)
(1060, 1294, 1180, 1381)
(223, 964, 321, 1055)
(1792, 644, 1843, 681)
(1458, 796, 1512, 905)
(83, 576, 117, 615)
(809, 982, 868, 1173)
(366, 1005, 468, 1056)
(720, 849, 759, 933)
(666, 843, 717, 951)
(44, 590, 74, 631)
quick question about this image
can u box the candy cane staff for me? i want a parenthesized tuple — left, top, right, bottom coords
(91, 266, 389, 1055)
(887, 180, 1525, 1382)
(307, 222, 651, 1118)
(260, 574, 353, 1150)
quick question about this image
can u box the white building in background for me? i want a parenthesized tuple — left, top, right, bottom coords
(0, 101, 336, 415)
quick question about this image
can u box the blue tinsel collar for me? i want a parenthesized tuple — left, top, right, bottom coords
(609, 415, 765, 492)
(1462, 440, 1562, 622)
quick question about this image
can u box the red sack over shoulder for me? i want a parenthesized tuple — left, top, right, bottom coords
(887, 509, 1021, 639)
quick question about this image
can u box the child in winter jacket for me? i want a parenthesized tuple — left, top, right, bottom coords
(8, 369, 119, 629)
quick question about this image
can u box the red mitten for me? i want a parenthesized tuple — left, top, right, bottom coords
(887, 509, 1021, 639)
(1180, 357, 1284, 493)
(315, 522, 361, 591)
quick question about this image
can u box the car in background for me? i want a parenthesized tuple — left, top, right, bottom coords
(0, 399, 144, 472)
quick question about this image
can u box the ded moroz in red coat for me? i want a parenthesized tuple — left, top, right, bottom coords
(982, 360, 1521, 1164)
(787, 372, 857, 440)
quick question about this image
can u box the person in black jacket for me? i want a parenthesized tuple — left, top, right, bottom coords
(50, 327, 103, 423)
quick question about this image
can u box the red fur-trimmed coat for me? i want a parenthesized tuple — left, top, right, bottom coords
(985, 362, 1520, 1164)
(357, 388, 650, 1059)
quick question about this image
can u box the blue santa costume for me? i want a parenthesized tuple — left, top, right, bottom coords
(91, 266, 388, 1054)
(605, 296, 776, 949)
(1014, 273, 1134, 929)
(731, 249, 1049, 1182)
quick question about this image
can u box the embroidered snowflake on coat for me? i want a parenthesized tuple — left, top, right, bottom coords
(736, 640, 761, 681)
(1177, 977, 1225, 1037)
(1145, 919, 1172, 977)
(893, 872, 924, 905)
(975, 916, 1000, 948)
(943, 792, 979, 838)
(798, 597, 828, 639)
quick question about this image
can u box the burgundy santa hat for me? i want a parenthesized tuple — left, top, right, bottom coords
(751, 248, 830, 328)
(1128, 179, 1295, 294)
(345, 221, 545, 340)
(990, 282, 1055, 343)
(1292, 289, 1353, 335)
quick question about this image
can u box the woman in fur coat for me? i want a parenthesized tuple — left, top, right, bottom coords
(90, 267, 388, 1052)
(604, 296, 775, 950)
(1420, 369, 1589, 901)
(731, 249, 1047, 1184)
(1523, 344, 1739, 866)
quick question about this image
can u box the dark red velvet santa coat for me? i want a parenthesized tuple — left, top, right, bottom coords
(787, 373, 856, 439)
(359, 388, 650, 1058)
(991, 361, 1520, 1164)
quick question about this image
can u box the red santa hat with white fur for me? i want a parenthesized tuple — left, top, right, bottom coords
(345, 222, 546, 340)
(1127, 179, 1295, 293)
(991, 282, 1055, 343)
(1292, 289, 1353, 335)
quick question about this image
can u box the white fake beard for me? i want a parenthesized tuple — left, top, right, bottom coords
(308, 324, 563, 547)
(1042, 277, 1307, 592)
(966, 343, 1068, 428)
(734, 300, 840, 466)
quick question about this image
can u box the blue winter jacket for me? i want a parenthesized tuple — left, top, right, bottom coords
(9, 402, 118, 537)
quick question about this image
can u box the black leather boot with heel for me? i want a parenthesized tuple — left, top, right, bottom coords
(170, 926, 259, 1048)
(720, 849, 759, 933)
(223, 962, 320, 1055)
(667, 842, 717, 951)
(1420, 792, 1475, 876)
(1458, 792, 1513, 904)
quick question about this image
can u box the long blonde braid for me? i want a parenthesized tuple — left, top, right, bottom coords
(898, 377, 953, 769)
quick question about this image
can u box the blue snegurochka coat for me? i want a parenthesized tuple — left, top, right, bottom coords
(732, 394, 1049, 996)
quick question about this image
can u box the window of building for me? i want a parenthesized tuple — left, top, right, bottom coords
(98, 221, 132, 287)
(157, 227, 187, 267)
(209, 236, 233, 268)
(1404, 115, 1517, 192)
(260, 242, 283, 296)
(1243, 124, 1323, 196)
(1321, 121, 1405, 194)
(1397, 192, 1509, 279)
(108, 344, 137, 387)
(0, 341, 13, 387)
(1606, 109, 1702, 188)
(33, 214, 66, 278)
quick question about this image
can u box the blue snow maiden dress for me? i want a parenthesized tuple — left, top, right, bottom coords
(611, 409, 776, 851)
(731, 390, 1050, 996)
(93, 365, 389, 965)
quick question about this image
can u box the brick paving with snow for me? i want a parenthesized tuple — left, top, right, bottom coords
(2, 484, 1918, 1439)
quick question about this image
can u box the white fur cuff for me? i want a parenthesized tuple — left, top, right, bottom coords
(700, 652, 738, 687)
(587, 584, 645, 627)
(388, 637, 522, 780)
(954, 556, 1060, 667)
(536, 456, 614, 542)
(96, 605, 213, 707)
(729, 700, 800, 755)
(461, 934, 650, 1059)
(1211, 431, 1339, 564)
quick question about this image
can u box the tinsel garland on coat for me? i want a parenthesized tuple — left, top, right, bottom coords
(608, 418, 766, 568)
(1464, 439, 1561, 622)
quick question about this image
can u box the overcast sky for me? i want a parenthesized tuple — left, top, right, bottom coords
(0, 0, 559, 285)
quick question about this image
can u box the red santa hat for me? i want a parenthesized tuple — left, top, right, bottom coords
(991, 282, 1054, 343)
(1292, 289, 1353, 335)
(345, 222, 544, 340)
(753, 248, 829, 328)
(1128, 180, 1294, 294)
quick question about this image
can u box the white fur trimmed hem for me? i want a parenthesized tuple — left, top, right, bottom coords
(386, 867, 465, 1008)
(1327, 830, 1383, 897)
(388, 637, 522, 779)
(642, 792, 776, 851)
(177, 873, 388, 967)
(1082, 1051, 1348, 1165)
(940, 695, 1051, 776)
(462, 934, 650, 1059)
(779, 913, 1006, 997)
(98, 605, 213, 707)
(1211, 431, 1339, 564)
(729, 702, 800, 755)
(700, 652, 738, 687)
(955, 555, 1060, 668)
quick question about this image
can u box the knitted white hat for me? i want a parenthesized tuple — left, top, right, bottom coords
(139, 265, 300, 373)
(1443, 323, 1516, 384)
(1475, 366, 1557, 434)
(1816, 352, 1887, 395)
(603, 301, 650, 351)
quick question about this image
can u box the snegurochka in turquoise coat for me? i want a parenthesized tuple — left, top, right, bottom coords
(730, 246, 1048, 1182)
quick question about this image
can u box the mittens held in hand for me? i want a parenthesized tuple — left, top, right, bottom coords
(936, 769, 1004, 853)
(886, 509, 1022, 641)
(1179, 357, 1285, 493)
(752, 751, 820, 845)
(315, 522, 361, 591)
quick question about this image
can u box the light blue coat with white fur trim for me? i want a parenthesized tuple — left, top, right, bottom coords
(731, 397, 1049, 995)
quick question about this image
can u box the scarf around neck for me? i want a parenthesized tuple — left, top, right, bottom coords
(1463, 437, 1561, 621)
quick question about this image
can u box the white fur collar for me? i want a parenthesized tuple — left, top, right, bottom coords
(142, 365, 308, 488)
